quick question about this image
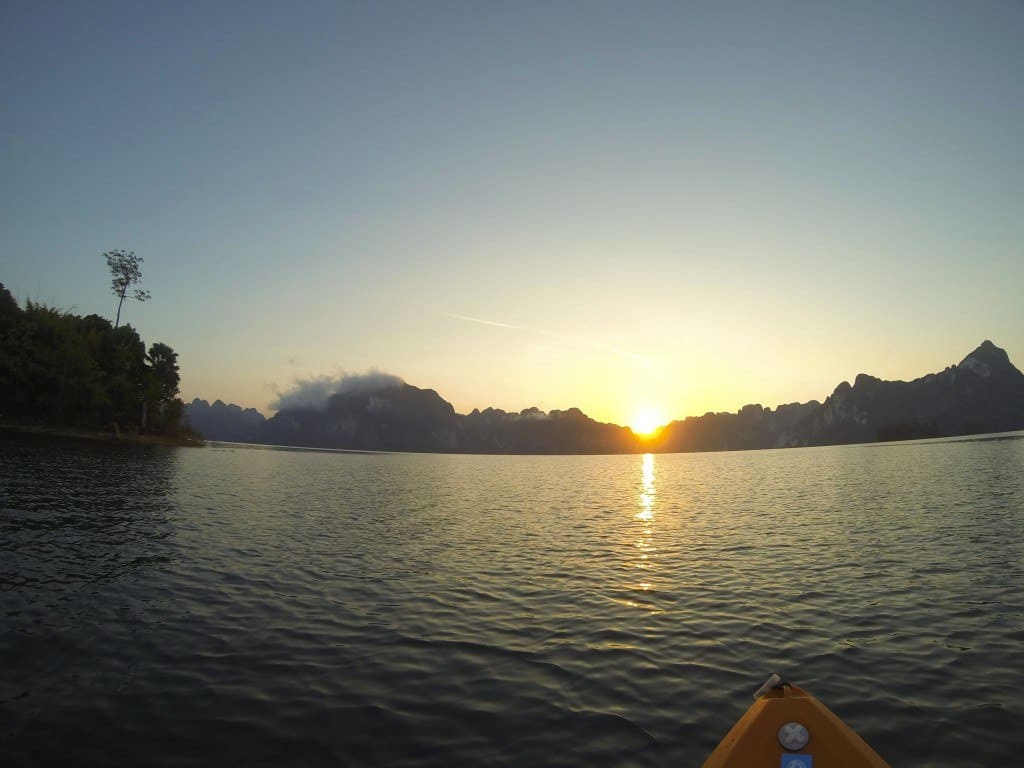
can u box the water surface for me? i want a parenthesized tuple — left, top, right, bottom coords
(2, 433, 1023, 766)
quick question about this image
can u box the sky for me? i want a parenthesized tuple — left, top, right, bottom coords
(3, 1, 1022, 429)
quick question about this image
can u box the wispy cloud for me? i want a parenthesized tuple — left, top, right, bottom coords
(369, 290, 659, 369)
(444, 312, 656, 368)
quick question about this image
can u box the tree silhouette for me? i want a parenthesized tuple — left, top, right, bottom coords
(146, 342, 180, 402)
(0, 291, 187, 435)
(105, 249, 150, 328)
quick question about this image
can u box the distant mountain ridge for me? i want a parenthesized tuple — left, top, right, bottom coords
(648, 340, 1024, 453)
(184, 399, 266, 443)
(790, 340, 1024, 447)
(185, 341, 1024, 453)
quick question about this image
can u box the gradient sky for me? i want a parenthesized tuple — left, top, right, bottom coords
(3, 2, 1022, 428)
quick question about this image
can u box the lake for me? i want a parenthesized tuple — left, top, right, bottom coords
(2, 433, 1023, 766)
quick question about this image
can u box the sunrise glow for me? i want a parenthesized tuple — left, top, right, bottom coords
(629, 408, 665, 437)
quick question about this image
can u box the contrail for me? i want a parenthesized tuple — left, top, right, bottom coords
(446, 313, 523, 331)
(368, 291, 658, 369)
(444, 312, 657, 369)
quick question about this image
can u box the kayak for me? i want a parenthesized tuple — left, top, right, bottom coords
(702, 675, 890, 767)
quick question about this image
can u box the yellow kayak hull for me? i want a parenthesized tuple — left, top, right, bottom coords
(702, 681, 890, 767)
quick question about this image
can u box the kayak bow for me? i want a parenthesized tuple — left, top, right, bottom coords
(702, 675, 890, 767)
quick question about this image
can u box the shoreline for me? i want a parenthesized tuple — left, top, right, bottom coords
(0, 423, 204, 447)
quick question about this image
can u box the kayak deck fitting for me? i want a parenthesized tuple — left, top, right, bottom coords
(702, 675, 890, 767)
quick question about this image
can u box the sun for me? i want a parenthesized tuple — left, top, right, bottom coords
(629, 407, 665, 437)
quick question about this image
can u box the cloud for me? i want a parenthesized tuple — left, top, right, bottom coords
(371, 293, 656, 369)
(445, 312, 655, 368)
(270, 371, 404, 412)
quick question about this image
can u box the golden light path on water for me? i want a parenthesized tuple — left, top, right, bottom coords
(631, 453, 660, 608)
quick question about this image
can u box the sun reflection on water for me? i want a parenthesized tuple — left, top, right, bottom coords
(632, 453, 658, 599)
(637, 452, 655, 522)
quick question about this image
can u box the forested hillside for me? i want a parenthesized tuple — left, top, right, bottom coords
(0, 283, 187, 437)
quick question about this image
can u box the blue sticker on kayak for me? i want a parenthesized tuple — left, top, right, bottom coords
(781, 756, 812, 768)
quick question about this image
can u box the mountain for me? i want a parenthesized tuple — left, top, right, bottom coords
(188, 341, 1024, 453)
(648, 400, 822, 453)
(257, 385, 637, 453)
(183, 398, 266, 443)
(261, 383, 460, 451)
(460, 406, 636, 454)
(649, 340, 1024, 452)
(793, 340, 1024, 446)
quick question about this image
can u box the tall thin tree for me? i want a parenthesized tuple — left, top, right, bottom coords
(105, 249, 151, 328)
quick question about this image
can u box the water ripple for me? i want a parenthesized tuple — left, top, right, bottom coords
(2, 433, 1023, 765)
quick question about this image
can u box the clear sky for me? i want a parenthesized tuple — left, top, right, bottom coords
(3, 1, 1022, 429)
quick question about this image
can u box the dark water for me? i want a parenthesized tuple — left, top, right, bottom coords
(2, 433, 1023, 767)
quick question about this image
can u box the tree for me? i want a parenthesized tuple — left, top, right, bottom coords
(0, 283, 19, 328)
(105, 249, 150, 328)
(146, 342, 180, 402)
(144, 342, 181, 432)
(0, 289, 186, 435)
